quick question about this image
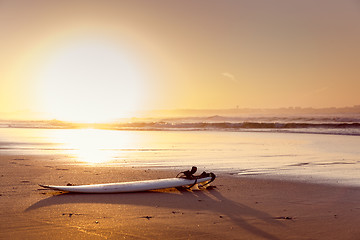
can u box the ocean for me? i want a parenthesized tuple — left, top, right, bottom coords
(1, 113, 360, 135)
(1, 114, 359, 186)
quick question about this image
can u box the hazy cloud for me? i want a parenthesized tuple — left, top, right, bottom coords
(222, 72, 238, 83)
(305, 86, 331, 98)
(312, 86, 329, 94)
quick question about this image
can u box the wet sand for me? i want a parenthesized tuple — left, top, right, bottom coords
(1, 154, 360, 239)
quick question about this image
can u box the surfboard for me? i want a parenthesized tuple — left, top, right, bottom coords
(39, 176, 214, 193)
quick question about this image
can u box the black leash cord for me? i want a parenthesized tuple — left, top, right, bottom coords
(176, 166, 216, 189)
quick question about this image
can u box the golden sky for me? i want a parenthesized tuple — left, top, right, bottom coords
(1, 0, 360, 121)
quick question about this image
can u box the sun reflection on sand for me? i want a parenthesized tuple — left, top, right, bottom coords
(49, 129, 137, 164)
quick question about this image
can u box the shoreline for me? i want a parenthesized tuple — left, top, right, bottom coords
(1, 154, 360, 239)
(1, 128, 360, 188)
(1, 125, 360, 137)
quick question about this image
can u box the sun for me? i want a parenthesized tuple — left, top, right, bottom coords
(37, 38, 146, 123)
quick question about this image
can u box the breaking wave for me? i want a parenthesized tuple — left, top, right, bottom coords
(1, 116, 360, 136)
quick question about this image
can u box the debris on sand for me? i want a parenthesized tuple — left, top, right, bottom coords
(62, 213, 83, 218)
(206, 185, 217, 190)
(274, 216, 294, 220)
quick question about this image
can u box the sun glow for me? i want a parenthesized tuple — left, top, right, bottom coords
(37, 38, 146, 123)
(50, 129, 138, 164)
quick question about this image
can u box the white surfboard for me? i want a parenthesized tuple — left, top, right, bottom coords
(39, 176, 213, 193)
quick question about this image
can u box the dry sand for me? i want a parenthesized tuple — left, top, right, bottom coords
(1, 154, 360, 240)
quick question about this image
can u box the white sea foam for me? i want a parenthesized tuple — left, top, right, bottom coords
(1, 113, 360, 135)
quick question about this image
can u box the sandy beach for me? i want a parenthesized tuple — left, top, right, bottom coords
(1, 154, 359, 240)
(2, 0, 360, 239)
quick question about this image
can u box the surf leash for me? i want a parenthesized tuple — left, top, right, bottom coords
(176, 166, 216, 189)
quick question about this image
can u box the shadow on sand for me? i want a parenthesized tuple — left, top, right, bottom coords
(27, 188, 283, 240)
